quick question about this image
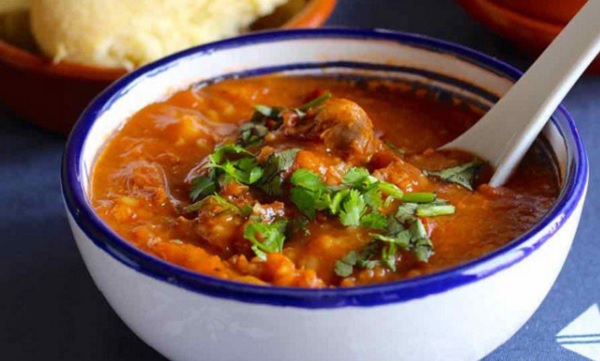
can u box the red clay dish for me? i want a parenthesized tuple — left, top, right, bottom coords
(0, 0, 337, 134)
(457, 0, 599, 74)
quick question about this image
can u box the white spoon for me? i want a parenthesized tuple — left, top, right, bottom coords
(441, 0, 600, 187)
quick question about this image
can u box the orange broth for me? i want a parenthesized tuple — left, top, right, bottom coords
(90, 75, 559, 287)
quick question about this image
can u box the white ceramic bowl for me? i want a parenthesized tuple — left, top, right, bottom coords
(61, 29, 589, 361)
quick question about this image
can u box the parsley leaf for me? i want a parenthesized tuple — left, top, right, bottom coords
(291, 168, 327, 191)
(339, 189, 366, 227)
(253, 104, 284, 120)
(209, 144, 252, 165)
(414, 237, 434, 262)
(243, 219, 288, 261)
(362, 187, 383, 209)
(189, 169, 218, 202)
(213, 157, 263, 185)
(329, 189, 350, 215)
(342, 167, 371, 186)
(334, 256, 355, 277)
(290, 187, 319, 220)
(183, 194, 251, 216)
(289, 169, 330, 219)
(381, 243, 398, 272)
(360, 211, 388, 230)
(238, 122, 269, 147)
(257, 148, 299, 196)
(395, 202, 419, 223)
(425, 162, 482, 191)
(334, 242, 380, 277)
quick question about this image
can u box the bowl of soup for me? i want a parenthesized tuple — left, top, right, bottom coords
(61, 29, 588, 361)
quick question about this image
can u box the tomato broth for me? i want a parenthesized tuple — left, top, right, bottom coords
(90, 75, 559, 287)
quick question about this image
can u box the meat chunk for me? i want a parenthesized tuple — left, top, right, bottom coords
(282, 98, 381, 164)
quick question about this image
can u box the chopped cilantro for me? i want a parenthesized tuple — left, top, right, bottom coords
(253, 104, 284, 120)
(257, 148, 299, 196)
(360, 211, 388, 230)
(291, 168, 327, 192)
(238, 122, 269, 147)
(381, 243, 398, 272)
(290, 187, 319, 220)
(339, 189, 367, 227)
(395, 202, 419, 223)
(334, 257, 355, 277)
(425, 161, 482, 191)
(189, 169, 217, 202)
(289, 169, 331, 219)
(209, 144, 252, 164)
(183, 194, 251, 216)
(212, 157, 263, 185)
(243, 219, 288, 260)
(342, 167, 371, 186)
(414, 237, 434, 262)
(362, 186, 383, 209)
(329, 189, 350, 215)
(334, 242, 380, 277)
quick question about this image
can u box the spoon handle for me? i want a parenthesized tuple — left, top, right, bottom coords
(443, 0, 600, 187)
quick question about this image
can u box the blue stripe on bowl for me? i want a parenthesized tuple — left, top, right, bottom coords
(61, 28, 588, 308)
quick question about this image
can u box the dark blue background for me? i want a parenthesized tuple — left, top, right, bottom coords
(1, 1, 598, 360)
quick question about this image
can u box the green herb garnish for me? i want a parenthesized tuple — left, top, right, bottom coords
(383, 140, 406, 155)
(289, 167, 405, 225)
(425, 161, 482, 191)
(184, 194, 252, 216)
(257, 148, 299, 196)
(415, 201, 456, 217)
(334, 242, 380, 277)
(238, 92, 332, 147)
(402, 192, 436, 204)
(189, 168, 218, 202)
(297, 92, 332, 112)
(289, 168, 331, 219)
(243, 218, 288, 261)
(209, 144, 252, 164)
(339, 189, 367, 227)
(360, 211, 388, 230)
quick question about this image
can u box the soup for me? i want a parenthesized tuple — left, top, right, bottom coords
(90, 75, 559, 287)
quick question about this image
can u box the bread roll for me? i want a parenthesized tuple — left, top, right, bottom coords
(0, 0, 35, 50)
(30, 0, 288, 69)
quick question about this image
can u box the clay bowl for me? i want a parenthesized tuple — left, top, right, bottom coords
(492, 0, 584, 24)
(457, 0, 600, 74)
(0, 0, 337, 134)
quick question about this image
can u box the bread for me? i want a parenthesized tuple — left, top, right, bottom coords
(30, 0, 288, 69)
(0, 0, 35, 50)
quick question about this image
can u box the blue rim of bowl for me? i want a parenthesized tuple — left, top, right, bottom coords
(61, 28, 588, 308)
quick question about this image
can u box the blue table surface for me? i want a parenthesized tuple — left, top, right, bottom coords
(1, 1, 599, 360)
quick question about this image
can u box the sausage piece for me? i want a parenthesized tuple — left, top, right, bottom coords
(282, 98, 381, 164)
